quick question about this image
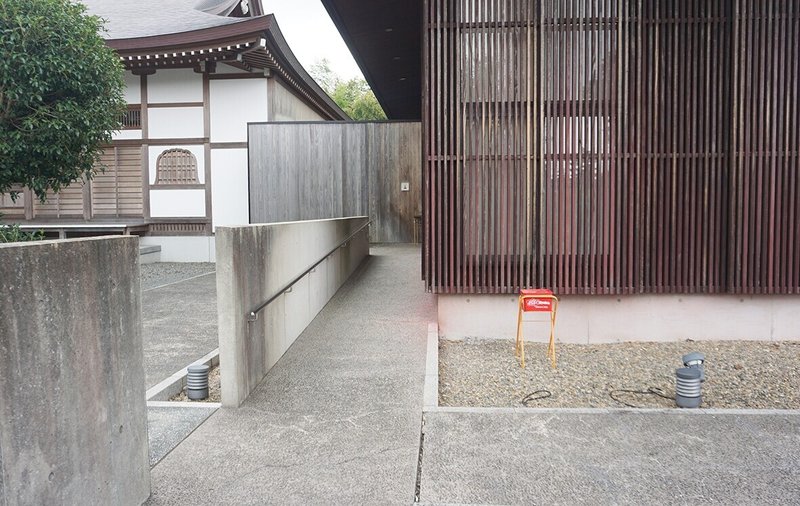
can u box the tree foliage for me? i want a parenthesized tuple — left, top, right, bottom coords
(0, 0, 126, 201)
(310, 59, 387, 121)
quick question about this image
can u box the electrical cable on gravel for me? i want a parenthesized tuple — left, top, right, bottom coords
(609, 387, 674, 408)
(521, 389, 552, 406)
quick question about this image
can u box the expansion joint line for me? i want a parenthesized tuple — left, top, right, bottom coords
(413, 414, 426, 503)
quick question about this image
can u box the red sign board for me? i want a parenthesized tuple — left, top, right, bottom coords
(522, 297, 553, 312)
(520, 288, 555, 312)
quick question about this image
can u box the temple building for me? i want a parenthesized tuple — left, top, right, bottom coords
(0, 0, 346, 260)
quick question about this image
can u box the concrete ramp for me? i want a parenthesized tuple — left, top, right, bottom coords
(147, 245, 436, 504)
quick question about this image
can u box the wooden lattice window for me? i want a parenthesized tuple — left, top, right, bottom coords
(155, 149, 199, 185)
(121, 105, 142, 129)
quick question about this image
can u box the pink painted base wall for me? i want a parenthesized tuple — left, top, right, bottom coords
(438, 294, 800, 343)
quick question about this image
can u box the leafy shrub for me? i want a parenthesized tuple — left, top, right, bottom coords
(0, 223, 45, 243)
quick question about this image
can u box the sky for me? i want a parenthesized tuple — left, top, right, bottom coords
(262, 0, 365, 81)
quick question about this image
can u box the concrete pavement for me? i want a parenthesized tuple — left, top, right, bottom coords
(142, 272, 218, 389)
(146, 404, 219, 467)
(146, 245, 437, 504)
(141, 268, 221, 468)
(419, 408, 800, 505)
(140, 245, 800, 504)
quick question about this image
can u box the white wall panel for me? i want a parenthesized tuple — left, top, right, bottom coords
(148, 145, 206, 184)
(123, 73, 141, 104)
(147, 69, 203, 103)
(139, 236, 216, 262)
(147, 108, 204, 139)
(215, 63, 252, 75)
(149, 189, 206, 217)
(112, 129, 143, 141)
(211, 148, 249, 228)
(210, 79, 268, 142)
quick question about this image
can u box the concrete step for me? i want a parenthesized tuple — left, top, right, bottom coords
(139, 245, 161, 264)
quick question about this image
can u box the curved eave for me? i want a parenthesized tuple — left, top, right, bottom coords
(107, 16, 348, 121)
(260, 16, 348, 120)
(106, 16, 272, 53)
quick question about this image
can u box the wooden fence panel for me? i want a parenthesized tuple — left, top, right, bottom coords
(249, 121, 422, 243)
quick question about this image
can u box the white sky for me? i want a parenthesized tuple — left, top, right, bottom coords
(262, 0, 364, 81)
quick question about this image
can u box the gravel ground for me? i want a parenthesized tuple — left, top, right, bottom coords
(140, 262, 216, 291)
(439, 339, 800, 409)
(170, 365, 221, 403)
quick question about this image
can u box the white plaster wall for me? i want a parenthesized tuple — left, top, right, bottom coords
(211, 148, 249, 228)
(148, 145, 206, 184)
(438, 294, 800, 343)
(139, 236, 216, 262)
(112, 130, 143, 141)
(147, 69, 203, 103)
(215, 63, 251, 75)
(147, 108, 204, 139)
(149, 189, 206, 217)
(123, 72, 141, 104)
(115, 73, 144, 141)
(209, 79, 268, 142)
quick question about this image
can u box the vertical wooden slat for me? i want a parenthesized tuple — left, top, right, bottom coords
(422, 0, 800, 296)
(789, 1, 799, 292)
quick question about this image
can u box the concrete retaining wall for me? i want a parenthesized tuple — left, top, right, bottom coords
(0, 237, 150, 506)
(439, 294, 800, 343)
(216, 217, 370, 407)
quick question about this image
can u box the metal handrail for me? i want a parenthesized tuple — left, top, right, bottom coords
(247, 220, 371, 322)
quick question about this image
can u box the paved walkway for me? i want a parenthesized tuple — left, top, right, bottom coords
(419, 408, 800, 505)
(147, 245, 436, 504)
(142, 272, 218, 389)
(141, 245, 800, 504)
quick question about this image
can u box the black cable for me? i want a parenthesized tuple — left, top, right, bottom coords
(609, 386, 673, 408)
(521, 389, 552, 406)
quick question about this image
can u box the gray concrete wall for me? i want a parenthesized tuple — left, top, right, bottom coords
(0, 237, 150, 506)
(216, 217, 370, 407)
(438, 294, 800, 343)
(248, 122, 421, 243)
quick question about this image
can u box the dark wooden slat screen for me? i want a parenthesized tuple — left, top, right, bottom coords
(423, 0, 800, 295)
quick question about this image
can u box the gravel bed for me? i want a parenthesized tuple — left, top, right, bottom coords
(439, 339, 800, 409)
(169, 365, 221, 403)
(140, 262, 215, 291)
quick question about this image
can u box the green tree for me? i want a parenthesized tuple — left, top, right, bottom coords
(309, 58, 386, 121)
(331, 78, 386, 121)
(309, 58, 339, 97)
(0, 0, 126, 201)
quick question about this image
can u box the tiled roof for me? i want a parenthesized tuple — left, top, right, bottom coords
(79, 0, 251, 40)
